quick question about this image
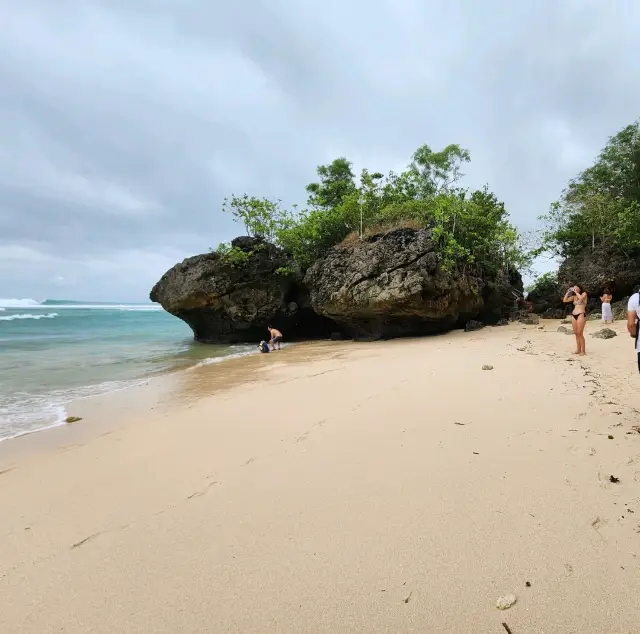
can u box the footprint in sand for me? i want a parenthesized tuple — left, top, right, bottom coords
(591, 516, 608, 540)
(71, 533, 101, 549)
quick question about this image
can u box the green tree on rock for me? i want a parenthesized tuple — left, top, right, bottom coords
(539, 119, 640, 258)
(305, 158, 357, 210)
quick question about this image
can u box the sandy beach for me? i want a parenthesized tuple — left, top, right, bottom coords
(1, 320, 640, 633)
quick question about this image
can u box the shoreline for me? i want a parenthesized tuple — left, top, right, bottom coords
(0, 316, 629, 453)
(0, 339, 346, 462)
(2, 320, 640, 632)
(0, 338, 270, 445)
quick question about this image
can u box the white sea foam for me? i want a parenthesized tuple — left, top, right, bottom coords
(193, 343, 290, 368)
(0, 378, 148, 442)
(41, 303, 161, 310)
(0, 405, 69, 442)
(0, 312, 58, 321)
(193, 348, 259, 368)
(0, 341, 284, 442)
(0, 298, 161, 310)
(0, 298, 41, 308)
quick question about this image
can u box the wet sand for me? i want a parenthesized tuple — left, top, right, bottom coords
(1, 321, 639, 633)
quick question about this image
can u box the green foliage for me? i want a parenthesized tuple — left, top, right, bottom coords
(539, 120, 640, 258)
(219, 142, 528, 274)
(222, 195, 287, 244)
(406, 143, 471, 198)
(222, 246, 250, 267)
(209, 242, 250, 267)
(305, 158, 357, 209)
(526, 271, 558, 295)
(211, 242, 231, 255)
(274, 266, 295, 277)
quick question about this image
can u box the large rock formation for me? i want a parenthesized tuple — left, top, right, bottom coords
(150, 237, 334, 343)
(528, 248, 640, 315)
(303, 227, 522, 339)
(558, 247, 640, 307)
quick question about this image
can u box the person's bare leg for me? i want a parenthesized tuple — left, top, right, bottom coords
(572, 319, 580, 354)
(577, 316, 586, 355)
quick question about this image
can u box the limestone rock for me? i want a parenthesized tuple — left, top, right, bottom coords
(304, 227, 522, 340)
(150, 237, 335, 343)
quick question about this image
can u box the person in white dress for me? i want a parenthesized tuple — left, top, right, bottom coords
(600, 289, 613, 324)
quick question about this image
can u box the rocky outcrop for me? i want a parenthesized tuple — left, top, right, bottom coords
(149, 237, 335, 343)
(518, 314, 540, 325)
(541, 308, 566, 319)
(529, 248, 640, 315)
(303, 227, 522, 339)
(612, 298, 630, 319)
(528, 290, 563, 315)
(558, 248, 640, 308)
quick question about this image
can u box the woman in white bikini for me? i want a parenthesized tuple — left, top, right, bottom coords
(562, 284, 588, 355)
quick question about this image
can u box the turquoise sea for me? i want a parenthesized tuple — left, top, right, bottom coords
(0, 299, 256, 441)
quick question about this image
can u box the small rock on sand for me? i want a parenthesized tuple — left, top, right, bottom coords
(482, 365, 494, 371)
(592, 328, 617, 339)
(496, 594, 517, 610)
(65, 416, 83, 424)
(465, 319, 485, 332)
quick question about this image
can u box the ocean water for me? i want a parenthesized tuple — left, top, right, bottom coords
(0, 298, 257, 441)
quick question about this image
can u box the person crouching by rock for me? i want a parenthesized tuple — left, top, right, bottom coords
(268, 325, 283, 350)
(258, 340, 270, 354)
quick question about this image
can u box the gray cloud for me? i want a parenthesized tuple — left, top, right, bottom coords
(1, 0, 639, 300)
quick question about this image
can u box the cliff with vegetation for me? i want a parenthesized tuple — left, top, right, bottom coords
(529, 119, 640, 314)
(151, 142, 527, 341)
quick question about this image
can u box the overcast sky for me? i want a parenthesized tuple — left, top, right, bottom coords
(1, 0, 639, 302)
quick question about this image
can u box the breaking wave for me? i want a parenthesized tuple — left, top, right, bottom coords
(0, 298, 160, 311)
(0, 312, 58, 321)
(0, 298, 41, 308)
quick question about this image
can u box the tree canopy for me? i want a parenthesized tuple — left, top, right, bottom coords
(538, 120, 640, 258)
(218, 142, 528, 274)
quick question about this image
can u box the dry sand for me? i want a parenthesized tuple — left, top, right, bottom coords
(1, 319, 640, 633)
